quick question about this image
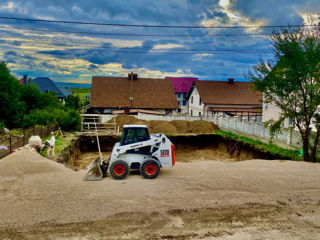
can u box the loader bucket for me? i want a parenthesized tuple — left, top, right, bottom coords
(83, 157, 105, 181)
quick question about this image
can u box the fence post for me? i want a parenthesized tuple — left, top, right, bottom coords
(234, 116, 238, 130)
(23, 129, 25, 146)
(9, 135, 12, 153)
(32, 126, 35, 135)
(288, 127, 293, 146)
(251, 117, 255, 135)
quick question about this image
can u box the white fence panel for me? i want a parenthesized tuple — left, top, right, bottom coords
(212, 114, 301, 148)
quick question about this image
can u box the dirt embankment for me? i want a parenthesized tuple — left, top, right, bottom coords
(71, 134, 286, 170)
(108, 115, 219, 134)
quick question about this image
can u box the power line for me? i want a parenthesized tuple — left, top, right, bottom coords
(0, 38, 272, 54)
(0, 26, 270, 37)
(36, 48, 273, 55)
(0, 16, 316, 29)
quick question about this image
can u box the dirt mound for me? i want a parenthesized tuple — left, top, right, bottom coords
(170, 120, 189, 133)
(109, 115, 147, 131)
(110, 115, 219, 134)
(151, 122, 177, 134)
(0, 149, 72, 178)
(188, 120, 218, 134)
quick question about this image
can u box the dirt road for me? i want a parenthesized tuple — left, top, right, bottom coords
(0, 150, 320, 239)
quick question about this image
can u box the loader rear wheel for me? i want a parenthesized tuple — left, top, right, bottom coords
(110, 160, 129, 180)
(140, 159, 160, 179)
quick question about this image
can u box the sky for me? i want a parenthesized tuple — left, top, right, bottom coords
(0, 0, 319, 84)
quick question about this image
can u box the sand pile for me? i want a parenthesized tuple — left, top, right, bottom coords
(109, 115, 218, 134)
(0, 149, 72, 178)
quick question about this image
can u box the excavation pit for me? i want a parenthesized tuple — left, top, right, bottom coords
(60, 134, 279, 170)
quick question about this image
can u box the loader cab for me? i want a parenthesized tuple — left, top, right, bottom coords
(120, 125, 150, 146)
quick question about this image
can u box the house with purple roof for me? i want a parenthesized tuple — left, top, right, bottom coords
(165, 77, 197, 113)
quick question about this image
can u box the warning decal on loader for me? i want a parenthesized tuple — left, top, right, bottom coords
(161, 149, 169, 157)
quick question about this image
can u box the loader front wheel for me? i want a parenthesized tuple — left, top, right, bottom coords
(110, 160, 129, 180)
(141, 159, 160, 179)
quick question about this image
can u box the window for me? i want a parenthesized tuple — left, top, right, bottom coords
(191, 96, 193, 104)
(183, 100, 186, 106)
(121, 128, 150, 145)
(199, 98, 201, 105)
(183, 93, 187, 99)
(177, 100, 181, 106)
(199, 112, 201, 116)
(190, 109, 193, 116)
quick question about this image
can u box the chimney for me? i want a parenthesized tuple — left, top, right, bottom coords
(23, 74, 28, 85)
(228, 78, 234, 84)
(128, 72, 138, 80)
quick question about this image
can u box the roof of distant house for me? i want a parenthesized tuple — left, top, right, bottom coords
(31, 77, 72, 98)
(165, 77, 197, 93)
(189, 80, 262, 105)
(90, 76, 178, 109)
(18, 78, 24, 85)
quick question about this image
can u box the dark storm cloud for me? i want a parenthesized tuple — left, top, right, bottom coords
(229, 0, 320, 25)
(41, 62, 55, 69)
(0, 0, 319, 81)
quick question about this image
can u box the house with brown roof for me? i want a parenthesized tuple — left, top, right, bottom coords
(90, 73, 178, 115)
(186, 78, 263, 117)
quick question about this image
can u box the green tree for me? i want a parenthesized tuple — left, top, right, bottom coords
(21, 83, 43, 113)
(0, 62, 25, 128)
(247, 26, 320, 162)
(65, 95, 82, 112)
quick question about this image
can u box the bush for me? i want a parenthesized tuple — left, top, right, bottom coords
(23, 108, 81, 131)
(55, 108, 81, 131)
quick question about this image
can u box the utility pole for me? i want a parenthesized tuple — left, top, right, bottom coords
(129, 72, 134, 108)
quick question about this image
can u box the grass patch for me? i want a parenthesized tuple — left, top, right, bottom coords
(214, 130, 302, 161)
(40, 132, 76, 157)
(72, 88, 90, 100)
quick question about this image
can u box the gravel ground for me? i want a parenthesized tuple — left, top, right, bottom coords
(0, 149, 320, 239)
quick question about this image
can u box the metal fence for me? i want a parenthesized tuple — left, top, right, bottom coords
(0, 124, 56, 160)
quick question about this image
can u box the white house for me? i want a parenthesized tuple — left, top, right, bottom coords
(187, 79, 263, 117)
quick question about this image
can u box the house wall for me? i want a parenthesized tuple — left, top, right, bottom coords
(95, 108, 175, 115)
(204, 104, 261, 117)
(262, 101, 318, 130)
(188, 86, 205, 116)
(262, 102, 282, 123)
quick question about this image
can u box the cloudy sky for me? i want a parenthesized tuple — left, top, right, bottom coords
(0, 0, 319, 84)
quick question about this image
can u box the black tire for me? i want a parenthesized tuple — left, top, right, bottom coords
(140, 159, 160, 179)
(110, 160, 129, 180)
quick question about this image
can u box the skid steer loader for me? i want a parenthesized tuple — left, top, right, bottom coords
(84, 124, 175, 180)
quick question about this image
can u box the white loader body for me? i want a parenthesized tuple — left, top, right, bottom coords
(84, 124, 175, 180)
(109, 125, 175, 169)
